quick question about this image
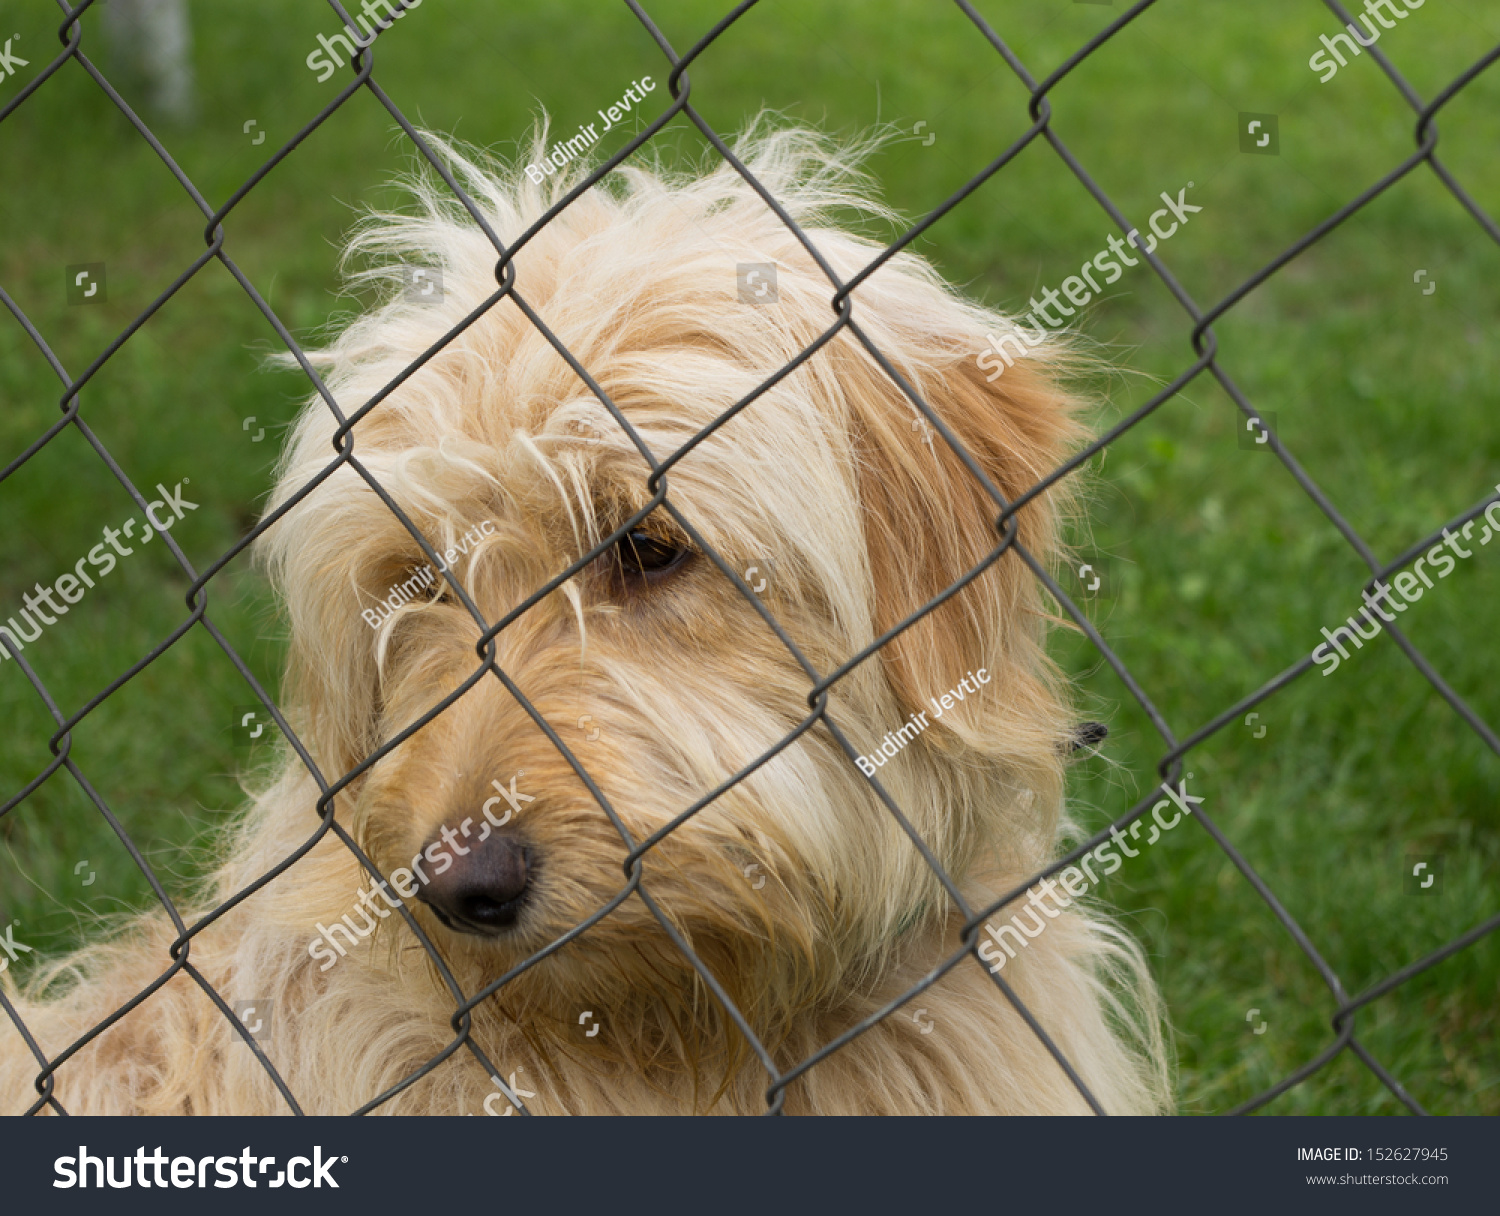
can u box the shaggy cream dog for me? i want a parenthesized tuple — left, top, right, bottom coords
(1, 123, 1168, 1115)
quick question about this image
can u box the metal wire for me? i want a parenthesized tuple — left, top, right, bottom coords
(2, 0, 1497, 1117)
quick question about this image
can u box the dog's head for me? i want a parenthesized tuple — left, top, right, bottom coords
(262, 124, 1085, 1037)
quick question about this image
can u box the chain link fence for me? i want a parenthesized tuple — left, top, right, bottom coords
(2, 0, 1498, 1116)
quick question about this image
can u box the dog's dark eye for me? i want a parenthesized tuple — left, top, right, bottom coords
(615, 528, 690, 579)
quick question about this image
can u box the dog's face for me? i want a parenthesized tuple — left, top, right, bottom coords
(264, 131, 1084, 1029)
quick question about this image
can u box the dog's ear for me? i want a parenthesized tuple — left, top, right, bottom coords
(259, 475, 392, 803)
(833, 327, 1086, 766)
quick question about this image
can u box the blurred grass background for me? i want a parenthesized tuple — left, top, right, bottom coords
(1, 0, 1497, 1114)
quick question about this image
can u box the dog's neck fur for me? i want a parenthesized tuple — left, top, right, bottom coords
(197, 772, 1136, 1116)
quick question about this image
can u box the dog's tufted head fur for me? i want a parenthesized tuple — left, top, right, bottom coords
(251, 122, 1159, 1109)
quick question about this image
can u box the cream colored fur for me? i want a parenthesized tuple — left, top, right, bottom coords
(1, 122, 1170, 1115)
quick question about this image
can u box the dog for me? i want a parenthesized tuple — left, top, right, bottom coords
(1, 121, 1169, 1115)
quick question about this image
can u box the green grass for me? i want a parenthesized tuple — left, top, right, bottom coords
(1, 0, 1497, 1114)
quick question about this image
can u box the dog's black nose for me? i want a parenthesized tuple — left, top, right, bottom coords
(419, 833, 531, 935)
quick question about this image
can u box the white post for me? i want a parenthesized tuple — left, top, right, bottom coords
(102, 0, 195, 124)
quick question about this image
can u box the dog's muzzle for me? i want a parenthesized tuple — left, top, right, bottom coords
(418, 833, 533, 936)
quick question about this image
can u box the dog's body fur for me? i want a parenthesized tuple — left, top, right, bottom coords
(2, 125, 1169, 1115)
